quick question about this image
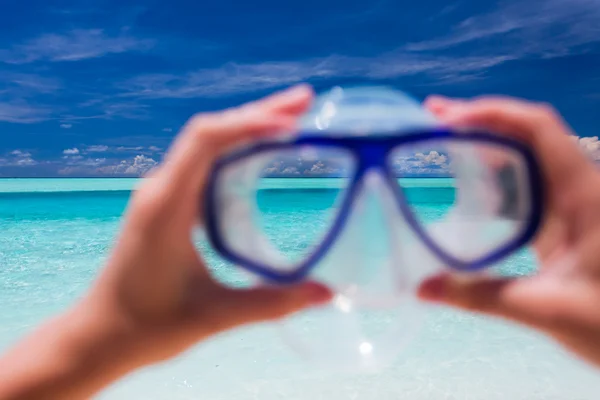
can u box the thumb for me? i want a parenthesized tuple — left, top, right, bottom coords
(210, 281, 333, 328)
(417, 273, 569, 332)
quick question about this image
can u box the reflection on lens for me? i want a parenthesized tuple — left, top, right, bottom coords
(496, 164, 520, 220)
(389, 138, 532, 264)
(214, 145, 356, 272)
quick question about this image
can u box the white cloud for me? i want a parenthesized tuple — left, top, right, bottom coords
(125, 155, 158, 174)
(4, 73, 62, 94)
(58, 158, 107, 175)
(58, 157, 106, 173)
(61, 149, 101, 168)
(62, 155, 83, 161)
(0, 29, 154, 64)
(404, 0, 600, 58)
(259, 137, 600, 177)
(80, 158, 106, 166)
(281, 166, 300, 175)
(116, 146, 144, 152)
(59, 100, 150, 122)
(60, 145, 163, 158)
(16, 158, 36, 166)
(0, 0, 595, 130)
(86, 145, 109, 152)
(96, 155, 157, 176)
(115, 1, 600, 101)
(0, 150, 37, 167)
(415, 151, 449, 166)
(100, 102, 150, 120)
(0, 102, 53, 123)
(308, 161, 338, 175)
(390, 150, 452, 174)
(120, 53, 511, 100)
(58, 154, 155, 176)
(0, 73, 62, 123)
(575, 136, 600, 161)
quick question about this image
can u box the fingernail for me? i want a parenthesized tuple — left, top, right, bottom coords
(419, 275, 447, 300)
(302, 281, 333, 304)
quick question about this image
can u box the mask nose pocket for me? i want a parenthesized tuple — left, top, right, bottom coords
(276, 170, 430, 372)
(323, 171, 414, 305)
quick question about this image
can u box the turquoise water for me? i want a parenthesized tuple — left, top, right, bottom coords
(0, 178, 599, 399)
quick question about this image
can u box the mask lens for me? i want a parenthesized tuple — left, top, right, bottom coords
(388, 137, 534, 264)
(213, 144, 356, 273)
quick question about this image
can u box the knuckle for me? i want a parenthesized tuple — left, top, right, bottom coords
(449, 279, 506, 314)
(189, 111, 222, 130)
(189, 111, 213, 126)
(265, 296, 299, 319)
(483, 108, 507, 126)
(188, 111, 235, 145)
(536, 308, 573, 331)
(263, 292, 307, 321)
(461, 293, 495, 313)
(127, 181, 173, 233)
(531, 102, 560, 124)
(467, 98, 511, 124)
(187, 113, 213, 134)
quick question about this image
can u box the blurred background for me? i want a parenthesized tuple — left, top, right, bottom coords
(2, 2, 600, 399)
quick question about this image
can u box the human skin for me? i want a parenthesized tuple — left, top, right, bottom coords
(0, 84, 332, 400)
(1, 87, 600, 399)
(419, 95, 600, 368)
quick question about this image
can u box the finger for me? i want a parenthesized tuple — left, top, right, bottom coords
(425, 96, 600, 246)
(424, 95, 467, 117)
(248, 83, 315, 115)
(428, 97, 595, 196)
(207, 281, 332, 330)
(427, 98, 516, 172)
(129, 84, 314, 228)
(531, 212, 568, 267)
(576, 225, 600, 276)
(162, 84, 313, 193)
(417, 273, 576, 332)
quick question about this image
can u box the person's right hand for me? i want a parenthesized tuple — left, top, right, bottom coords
(418, 95, 600, 368)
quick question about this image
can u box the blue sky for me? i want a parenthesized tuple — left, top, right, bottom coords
(1, 0, 600, 177)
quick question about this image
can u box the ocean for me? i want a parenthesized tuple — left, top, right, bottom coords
(0, 178, 599, 399)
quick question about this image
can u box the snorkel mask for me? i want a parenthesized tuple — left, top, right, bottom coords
(204, 86, 544, 372)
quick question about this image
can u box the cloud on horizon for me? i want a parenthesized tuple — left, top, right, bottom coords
(1, 136, 597, 177)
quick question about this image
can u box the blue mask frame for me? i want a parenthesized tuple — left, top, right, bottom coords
(203, 128, 545, 284)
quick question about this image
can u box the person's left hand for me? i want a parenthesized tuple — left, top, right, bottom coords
(0, 84, 333, 400)
(75, 84, 332, 367)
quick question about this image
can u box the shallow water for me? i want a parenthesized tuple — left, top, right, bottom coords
(0, 178, 598, 399)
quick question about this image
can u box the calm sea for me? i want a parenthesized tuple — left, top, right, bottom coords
(0, 178, 598, 399)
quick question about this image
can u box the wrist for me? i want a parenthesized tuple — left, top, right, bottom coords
(59, 296, 148, 384)
(0, 297, 144, 400)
